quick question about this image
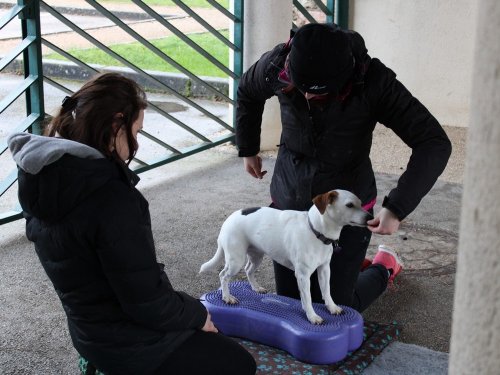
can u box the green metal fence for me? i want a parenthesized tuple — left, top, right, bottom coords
(0, 0, 45, 223)
(0, 0, 346, 225)
(0, 0, 244, 224)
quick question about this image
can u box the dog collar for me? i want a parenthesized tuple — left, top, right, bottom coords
(307, 216, 340, 249)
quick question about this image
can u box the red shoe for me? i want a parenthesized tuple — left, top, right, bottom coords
(372, 245, 403, 282)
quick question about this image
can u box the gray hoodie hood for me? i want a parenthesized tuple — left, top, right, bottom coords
(8, 132, 104, 174)
(7, 132, 124, 222)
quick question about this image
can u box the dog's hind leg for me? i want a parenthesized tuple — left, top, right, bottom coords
(245, 248, 268, 294)
(317, 263, 342, 315)
(295, 270, 323, 324)
(219, 256, 246, 304)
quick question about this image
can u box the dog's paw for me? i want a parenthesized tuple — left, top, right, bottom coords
(307, 314, 324, 325)
(223, 295, 239, 304)
(327, 304, 343, 315)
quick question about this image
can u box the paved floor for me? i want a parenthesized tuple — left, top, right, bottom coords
(0, 1, 468, 373)
(0, 123, 466, 373)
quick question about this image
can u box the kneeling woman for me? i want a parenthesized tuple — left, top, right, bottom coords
(8, 73, 256, 375)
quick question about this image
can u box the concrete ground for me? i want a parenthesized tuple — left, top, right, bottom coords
(0, 0, 468, 373)
(0, 124, 466, 373)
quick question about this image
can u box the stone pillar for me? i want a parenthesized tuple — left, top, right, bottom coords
(448, 1, 500, 374)
(242, 0, 292, 151)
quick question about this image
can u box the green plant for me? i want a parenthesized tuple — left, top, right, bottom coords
(183, 79, 192, 97)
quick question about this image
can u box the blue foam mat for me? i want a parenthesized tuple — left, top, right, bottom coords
(201, 281, 364, 365)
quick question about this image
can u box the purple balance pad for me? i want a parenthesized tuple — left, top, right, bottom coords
(201, 281, 364, 365)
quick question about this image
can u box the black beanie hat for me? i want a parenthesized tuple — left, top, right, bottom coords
(288, 23, 354, 95)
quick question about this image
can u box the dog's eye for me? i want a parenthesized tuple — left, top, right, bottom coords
(346, 203, 354, 208)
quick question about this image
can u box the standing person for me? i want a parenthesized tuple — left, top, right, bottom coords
(8, 73, 256, 375)
(235, 23, 452, 312)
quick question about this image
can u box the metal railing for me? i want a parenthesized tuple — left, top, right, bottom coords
(0, 0, 243, 224)
(0, 0, 44, 223)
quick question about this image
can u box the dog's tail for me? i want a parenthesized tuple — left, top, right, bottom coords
(199, 244, 224, 273)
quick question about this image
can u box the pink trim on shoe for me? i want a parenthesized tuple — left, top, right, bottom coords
(372, 245, 403, 282)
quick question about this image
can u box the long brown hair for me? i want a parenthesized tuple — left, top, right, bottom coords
(46, 73, 147, 163)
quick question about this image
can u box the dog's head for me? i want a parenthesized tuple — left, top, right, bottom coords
(312, 190, 373, 227)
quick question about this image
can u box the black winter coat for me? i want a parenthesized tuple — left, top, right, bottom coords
(236, 26, 452, 220)
(8, 133, 207, 375)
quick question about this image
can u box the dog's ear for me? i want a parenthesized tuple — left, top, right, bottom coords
(313, 191, 338, 215)
(328, 190, 339, 205)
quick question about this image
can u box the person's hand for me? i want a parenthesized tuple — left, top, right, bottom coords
(367, 207, 400, 235)
(201, 311, 218, 333)
(243, 155, 267, 179)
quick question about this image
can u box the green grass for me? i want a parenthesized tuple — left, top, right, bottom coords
(45, 31, 230, 78)
(101, 0, 229, 8)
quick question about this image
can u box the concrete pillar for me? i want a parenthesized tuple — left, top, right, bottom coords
(448, 1, 500, 374)
(241, 0, 292, 151)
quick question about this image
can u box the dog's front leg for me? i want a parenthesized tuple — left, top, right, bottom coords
(295, 271, 323, 324)
(317, 263, 343, 315)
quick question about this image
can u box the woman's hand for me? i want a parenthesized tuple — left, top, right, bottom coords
(367, 207, 400, 235)
(201, 311, 218, 333)
(243, 155, 267, 179)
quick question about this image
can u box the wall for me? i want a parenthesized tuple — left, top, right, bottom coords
(350, 0, 478, 127)
(230, 0, 292, 151)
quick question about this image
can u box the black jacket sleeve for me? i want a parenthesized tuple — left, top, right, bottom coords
(367, 59, 452, 220)
(235, 45, 282, 157)
(96, 183, 207, 332)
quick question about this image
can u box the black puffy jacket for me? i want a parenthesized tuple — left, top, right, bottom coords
(8, 133, 207, 374)
(236, 25, 452, 220)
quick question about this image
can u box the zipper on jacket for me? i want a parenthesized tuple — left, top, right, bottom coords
(306, 98, 319, 158)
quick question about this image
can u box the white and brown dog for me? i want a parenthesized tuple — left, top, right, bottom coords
(200, 189, 373, 324)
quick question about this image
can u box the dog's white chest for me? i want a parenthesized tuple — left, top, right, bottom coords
(287, 244, 334, 272)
